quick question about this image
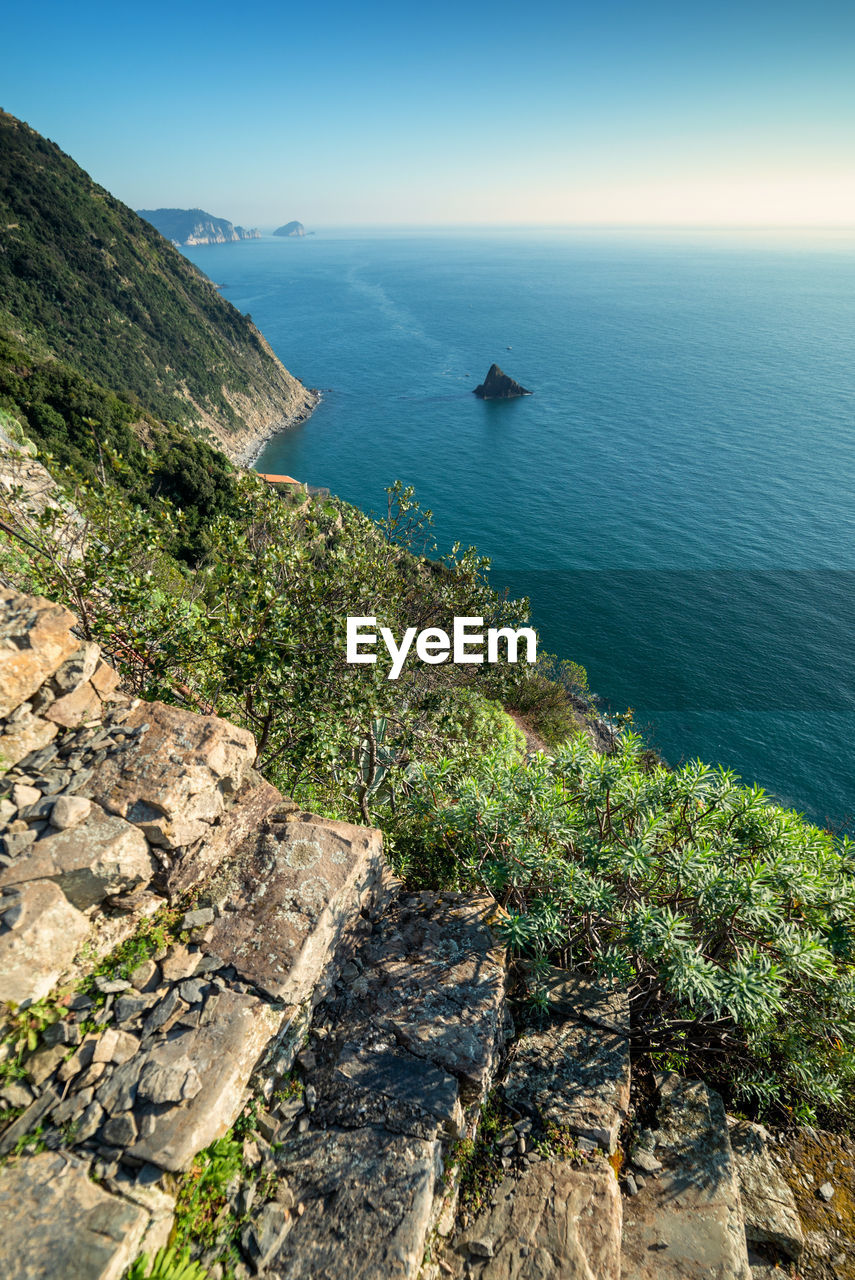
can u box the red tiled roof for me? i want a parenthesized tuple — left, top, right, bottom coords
(257, 473, 300, 484)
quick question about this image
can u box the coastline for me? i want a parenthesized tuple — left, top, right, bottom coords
(237, 387, 321, 469)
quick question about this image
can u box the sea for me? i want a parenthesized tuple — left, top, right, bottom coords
(183, 228, 855, 831)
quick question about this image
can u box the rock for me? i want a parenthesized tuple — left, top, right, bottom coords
(202, 814, 385, 1002)
(819, 1181, 834, 1202)
(50, 794, 92, 829)
(90, 660, 122, 699)
(632, 1149, 663, 1173)
(128, 988, 281, 1171)
(138, 1051, 203, 1105)
(0, 708, 58, 771)
(274, 221, 306, 237)
(3, 828, 37, 856)
(621, 1076, 751, 1280)
(89, 700, 256, 848)
(0, 1081, 34, 1108)
(269, 1126, 440, 1278)
(728, 1119, 804, 1259)
(11, 783, 41, 809)
(27, 1043, 67, 1086)
(51, 642, 100, 694)
(102, 1112, 139, 1146)
(0, 1087, 59, 1157)
(473, 364, 531, 399)
(95, 976, 131, 994)
(92, 1029, 140, 1065)
(242, 1201, 293, 1268)
(0, 880, 89, 1005)
(0, 805, 155, 909)
(626, 1173, 639, 1196)
(129, 959, 159, 991)
(0, 590, 79, 718)
(0, 1150, 148, 1279)
(166, 768, 282, 895)
(503, 971, 630, 1153)
(161, 945, 199, 982)
(182, 907, 214, 930)
(43, 679, 101, 728)
(452, 1164, 621, 1279)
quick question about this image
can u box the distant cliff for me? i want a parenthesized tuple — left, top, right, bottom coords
(0, 111, 316, 466)
(274, 220, 306, 237)
(137, 207, 261, 246)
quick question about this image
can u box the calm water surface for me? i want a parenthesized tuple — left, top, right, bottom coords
(185, 229, 855, 828)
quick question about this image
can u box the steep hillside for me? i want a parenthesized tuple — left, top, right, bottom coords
(137, 206, 261, 245)
(0, 110, 315, 462)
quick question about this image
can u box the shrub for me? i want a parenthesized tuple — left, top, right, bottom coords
(396, 730, 855, 1119)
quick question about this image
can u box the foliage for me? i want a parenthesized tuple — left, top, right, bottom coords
(0, 470, 536, 817)
(396, 731, 855, 1119)
(446, 1094, 506, 1221)
(0, 997, 64, 1082)
(78, 908, 183, 1003)
(126, 1244, 210, 1280)
(0, 109, 296, 436)
(172, 1135, 245, 1253)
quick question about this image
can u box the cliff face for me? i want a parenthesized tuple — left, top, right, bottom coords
(137, 207, 261, 246)
(0, 111, 315, 465)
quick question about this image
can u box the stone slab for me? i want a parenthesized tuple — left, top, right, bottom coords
(502, 972, 629, 1152)
(268, 1126, 441, 1280)
(352, 892, 508, 1103)
(0, 879, 90, 1005)
(89, 700, 256, 847)
(126, 987, 282, 1171)
(166, 767, 283, 895)
(0, 590, 78, 719)
(728, 1119, 804, 1260)
(202, 813, 384, 1001)
(621, 1076, 752, 1280)
(449, 1162, 622, 1280)
(0, 805, 155, 908)
(0, 1150, 148, 1280)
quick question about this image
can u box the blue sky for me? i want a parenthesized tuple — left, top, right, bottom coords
(4, 0, 854, 225)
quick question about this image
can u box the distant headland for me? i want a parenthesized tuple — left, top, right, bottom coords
(136, 208, 260, 246)
(274, 221, 306, 237)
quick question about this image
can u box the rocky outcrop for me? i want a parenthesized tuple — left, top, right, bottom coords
(621, 1076, 751, 1280)
(274, 221, 306, 237)
(137, 208, 261, 246)
(473, 365, 532, 399)
(0, 586, 817, 1280)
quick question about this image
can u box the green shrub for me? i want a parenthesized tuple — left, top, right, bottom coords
(397, 730, 855, 1119)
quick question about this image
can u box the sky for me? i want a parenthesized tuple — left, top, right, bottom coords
(4, 0, 855, 227)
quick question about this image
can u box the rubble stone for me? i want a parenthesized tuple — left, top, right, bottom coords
(0, 879, 89, 1005)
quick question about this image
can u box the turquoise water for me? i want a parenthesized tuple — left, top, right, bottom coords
(185, 230, 855, 828)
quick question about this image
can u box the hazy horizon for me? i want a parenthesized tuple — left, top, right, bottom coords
(5, 0, 854, 230)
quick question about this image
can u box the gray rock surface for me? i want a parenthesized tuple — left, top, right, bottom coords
(621, 1076, 752, 1280)
(203, 813, 385, 1002)
(0, 1151, 149, 1279)
(728, 1119, 804, 1259)
(473, 364, 532, 399)
(502, 970, 629, 1152)
(89, 700, 256, 847)
(268, 1127, 440, 1279)
(0, 879, 89, 1004)
(448, 1162, 622, 1279)
(0, 805, 155, 908)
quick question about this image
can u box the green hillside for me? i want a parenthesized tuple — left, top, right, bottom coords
(0, 109, 311, 453)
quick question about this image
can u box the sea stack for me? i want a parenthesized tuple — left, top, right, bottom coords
(274, 221, 306, 237)
(473, 364, 532, 398)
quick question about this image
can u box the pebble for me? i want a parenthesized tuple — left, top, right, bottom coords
(11, 784, 40, 809)
(95, 976, 131, 995)
(469, 1240, 494, 1259)
(625, 1173, 639, 1196)
(819, 1182, 835, 1202)
(182, 907, 215, 930)
(129, 959, 159, 991)
(632, 1149, 663, 1174)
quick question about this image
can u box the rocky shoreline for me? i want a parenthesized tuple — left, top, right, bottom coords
(237, 389, 321, 469)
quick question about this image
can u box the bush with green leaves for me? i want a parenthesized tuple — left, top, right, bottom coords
(394, 730, 855, 1119)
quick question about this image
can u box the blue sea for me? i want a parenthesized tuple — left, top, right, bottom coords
(184, 229, 855, 830)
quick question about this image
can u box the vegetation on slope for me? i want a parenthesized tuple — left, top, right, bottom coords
(0, 110, 304, 439)
(2, 440, 854, 1123)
